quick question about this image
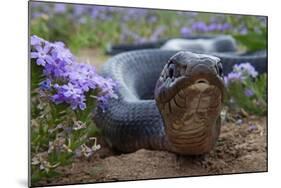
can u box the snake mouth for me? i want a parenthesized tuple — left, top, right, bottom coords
(154, 63, 225, 105)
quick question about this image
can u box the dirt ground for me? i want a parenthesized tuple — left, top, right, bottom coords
(35, 49, 267, 186)
(37, 116, 267, 186)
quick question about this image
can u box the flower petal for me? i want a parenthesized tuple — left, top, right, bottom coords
(36, 58, 46, 66)
(30, 52, 39, 59)
(35, 45, 43, 52)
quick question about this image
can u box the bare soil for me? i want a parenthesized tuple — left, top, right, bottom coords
(77, 48, 109, 69)
(38, 116, 267, 186)
(35, 49, 267, 186)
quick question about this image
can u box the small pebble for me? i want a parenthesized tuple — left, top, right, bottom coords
(248, 124, 257, 131)
(235, 119, 243, 126)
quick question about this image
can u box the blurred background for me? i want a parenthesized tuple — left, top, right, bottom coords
(30, 1, 267, 68)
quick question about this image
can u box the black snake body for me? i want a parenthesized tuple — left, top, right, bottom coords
(94, 40, 267, 155)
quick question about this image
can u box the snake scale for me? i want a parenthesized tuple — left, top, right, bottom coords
(93, 39, 267, 155)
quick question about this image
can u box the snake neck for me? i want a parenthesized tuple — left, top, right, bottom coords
(158, 83, 223, 155)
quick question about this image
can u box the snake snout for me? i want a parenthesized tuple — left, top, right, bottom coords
(190, 63, 217, 77)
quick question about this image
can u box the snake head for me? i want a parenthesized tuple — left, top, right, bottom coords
(155, 51, 225, 103)
(154, 51, 225, 155)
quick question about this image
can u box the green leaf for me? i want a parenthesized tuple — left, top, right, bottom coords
(233, 32, 267, 52)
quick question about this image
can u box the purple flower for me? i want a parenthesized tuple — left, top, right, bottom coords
(244, 88, 254, 97)
(122, 8, 148, 21)
(207, 23, 219, 32)
(39, 79, 52, 90)
(221, 23, 231, 31)
(225, 72, 243, 83)
(43, 59, 68, 77)
(30, 44, 54, 66)
(71, 96, 86, 110)
(224, 63, 259, 86)
(147, 15, 157, 23)
(31, 35, 44, 46)
(180, 27, 192, 37)
(223, 76, 229, 86)
(73, 5, 86, 17)
(54, 4, 67, 13)
(61, 83, 83, 98)
(97, 95, 108, 112)
(52, 93, 64, 104)
(31, 35, 118, 111)
(233, 63, 258, 78)
(30, 1, 42, 8)
(31, 12, 44, 19)
(90, 8, 99, 19)
(206, 22, 231, 32)
(50, 42, 74, 65)
(192, 21, 208, 32)
(66, 63, 97, 92)
(52, 83, 86, 110)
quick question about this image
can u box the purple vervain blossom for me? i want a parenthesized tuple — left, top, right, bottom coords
(147, 15, 157, 23)
(207, 23, 219, 32)
(73, 5, 86, 17)
(30, 44, 54, 66)
(224, 63, 258, 86)
(31, 35, 118, 111)
(224, 72, 243, 85)
(31, 35, 44, 46)
(61, 83, 83, 98)
(191, 21, 208, 32)
(43, 59, 68, 77)
(54, 4, 67, 14)
(221, 23, 231, 31)
(233, 63, 258, 78)
(51, 83, 86, 110)
(180, 27, 192, 37)
(39, 79, 52, 90)
(50, 42, 74, 65)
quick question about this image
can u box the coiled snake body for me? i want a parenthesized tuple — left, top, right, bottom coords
(93, 49, 267, 155)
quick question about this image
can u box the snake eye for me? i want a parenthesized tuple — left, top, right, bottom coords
(216, 62, 223, 76)
(168, 64, 175, 78)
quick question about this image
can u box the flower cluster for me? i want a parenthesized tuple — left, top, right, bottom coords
(180, 22, 231, 37)
(223, 63, 267, 116)
(223, 63, 258, 86)
(31, 35, 117, 110)
(31, 2, 148, 23)
(30, 1, 266, 50)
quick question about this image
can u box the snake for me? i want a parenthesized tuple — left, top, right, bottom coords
(94, 43, 267, 155)
(106, 35, 237, 55)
